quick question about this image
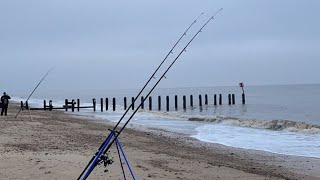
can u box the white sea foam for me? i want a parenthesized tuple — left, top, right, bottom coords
(140, 111, 320, 134)
(192, 124, 320, 158)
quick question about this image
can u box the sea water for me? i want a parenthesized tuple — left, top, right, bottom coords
(11, 84, 320, 158)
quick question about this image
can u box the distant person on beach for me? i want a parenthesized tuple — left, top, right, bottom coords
(1, 92, 11, 116)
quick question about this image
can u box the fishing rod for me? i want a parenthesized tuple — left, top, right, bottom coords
(14, 68, 53, 118)
(77, 12, 204, 179)
(78, 8, 223, 180)
(106, 8, 223, 153)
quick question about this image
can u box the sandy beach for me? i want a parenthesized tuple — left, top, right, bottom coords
(0, 103, 319, 180)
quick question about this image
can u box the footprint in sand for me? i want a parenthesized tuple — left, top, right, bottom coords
(136, 164, 149, 171)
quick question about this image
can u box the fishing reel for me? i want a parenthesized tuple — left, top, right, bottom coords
(97, 152, 114, 172)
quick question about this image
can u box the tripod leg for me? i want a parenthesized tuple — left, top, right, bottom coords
(115, 139, 127, 180)
(115, 138, 136, 180)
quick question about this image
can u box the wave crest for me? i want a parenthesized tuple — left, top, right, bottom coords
(145, 111, 320, 134)
(221, 118, 320, 134)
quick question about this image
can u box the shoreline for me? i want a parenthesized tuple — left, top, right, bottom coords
(0, 103, 319, 179)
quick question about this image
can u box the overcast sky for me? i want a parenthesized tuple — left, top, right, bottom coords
(1, 0, 319, 94)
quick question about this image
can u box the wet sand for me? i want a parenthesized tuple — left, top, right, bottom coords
(0, 103, 319, 180)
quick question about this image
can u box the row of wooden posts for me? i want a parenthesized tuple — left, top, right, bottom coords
(81, 93, 243, 112)
(22, 93, 245, 112)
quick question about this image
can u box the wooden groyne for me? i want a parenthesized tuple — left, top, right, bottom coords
(20, 93, 245, 112)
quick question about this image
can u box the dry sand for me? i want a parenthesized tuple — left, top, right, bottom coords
(0, 103, 319, 180)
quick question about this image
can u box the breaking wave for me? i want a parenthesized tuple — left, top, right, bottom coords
(144, 111, 320, 134)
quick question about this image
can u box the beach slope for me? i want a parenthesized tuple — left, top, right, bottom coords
(0, 104, 319, 180)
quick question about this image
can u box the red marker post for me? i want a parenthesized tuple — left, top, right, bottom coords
(239, 82, 245, 104)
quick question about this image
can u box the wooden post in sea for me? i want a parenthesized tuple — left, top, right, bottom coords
(214, 94, 217, 106)
(65, 99, 68, 111)
(199, 95, 202, 107)
(100, 98, 103, 112)
(219, 94, 222, 105)
(158, 96, 161, 111)
(71, 99, 75, 112)
(49, 100, 53, 111)
(141, 96, 144, 110)
(20, 101, 23, 110)
(232, 94, 235, 105)
(166, 96, 169, 111)
(105, 98, 109, 111)
(228, 94, 231, 105)
(93, 98, 96, 111)
(190, 95, 193, 107)
(112, 98, 115, 111)
(44, 100, 47, 110)
(26, 101, 29, 110)
(149, 97, 152, 110)
(131, 97, 135, 110)
(77, 99, 80, 111)
(205, 94, 208, 105)
(175, 95, 178, 110)
(242, 93, 246, 105)
(239, 82, 246, 105)
(124, 97, 127, 110)
(183, 95, 186, 110)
